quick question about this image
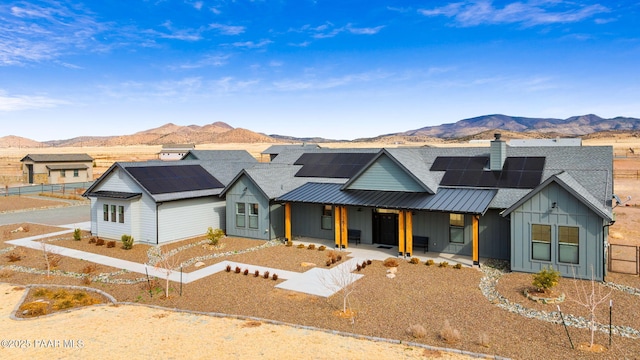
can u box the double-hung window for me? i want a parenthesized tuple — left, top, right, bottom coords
(248, 203, 259, 229)
(235, 203, 246, 228)
(531, 224, 551, 261)
(118, 206, 125, 223)
(558, 226, 579, 264)
(449, 213, 464, 244)
(321, 205, 332, 230)
(103, 204, 109, 221)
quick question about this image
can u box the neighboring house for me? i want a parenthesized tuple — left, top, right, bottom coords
(270, 134, 613, 281)
(261, 143, 321, 162)
(158, 144, 195, 161)
(509, 138, 583, 147)
(20, 153, 94, 184)
(84, 150, 259, 244)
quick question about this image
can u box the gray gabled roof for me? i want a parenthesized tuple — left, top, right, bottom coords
(21, 153, 94, 163)
(181, 150, 257, 163)
(277, 182, 496, 215)
(501, 171, 613, 221)
(262, 144, 321, 155)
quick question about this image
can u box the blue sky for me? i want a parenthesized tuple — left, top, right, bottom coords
(1, 1, 638, 141)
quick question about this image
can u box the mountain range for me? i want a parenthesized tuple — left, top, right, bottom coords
(2, 114, 640, 148)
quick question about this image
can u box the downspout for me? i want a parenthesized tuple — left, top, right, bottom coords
(602, 219, 615, 281)
(156, 202, 162, 245)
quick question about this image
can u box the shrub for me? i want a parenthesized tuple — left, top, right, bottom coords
(361, 261, 367, 269)
(440, 320, 461, 344)
(225, 265, 231, 272)
(366, 259, 372, 265)
(106, 241, 116, 248)
(453, 263, 462, 269)
(297, 244, 305, 249)
(477, 332, 490, 348)
(425, 259, 435, 266)
(409, 257, 420, 264)
(307, 244, 315, 250)
(356, 264, 362, 271)
(254, 270, 260, 277)
(88, 237, 97, 244)
(285, 241, 293, 247)
(235, 266, 241, 274)
(272, 273, 278, 281)
(6, 252, 22, 262)
(81, 264, 98, 274)
(263, 271, 270, 279)
(406, 324, 427, 339)
(121, 234, 134, 250)
(206, 227, 225, 246)
(383, 258, 399, 267)
(81, 276, 92, 285)
(73, 228, 82, 241)
(326, 250, 338, 263)
(439, 261, 449, 268)
(318, 245, 326, 251)
(336, 254, 342, 262)
(243, 269, 249, 276)
(49, 255, 61, 268)
(532, 266, 560, 294)
(326, 260, 331, 266)
(19, 301, 49, 317)
(95, 238, 105, 246)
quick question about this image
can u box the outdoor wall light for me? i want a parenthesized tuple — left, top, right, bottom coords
(551, 202, 557, 209)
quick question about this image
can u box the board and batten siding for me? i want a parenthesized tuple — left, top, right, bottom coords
(412, 212, 471, 256)
(225, 176, 270, 240)
(478, 210, 510, 260)
(290, 203, 335, 240)
(269, 203, 284, 240)
(157, 197, 223, 244)
(347, 155, 424, 192)
(509, 182, 606, 280)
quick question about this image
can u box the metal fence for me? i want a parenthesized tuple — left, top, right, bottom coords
(1, 181, 94, 197)
(608, 244, 640, 275)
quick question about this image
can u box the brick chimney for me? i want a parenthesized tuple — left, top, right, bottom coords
(490, 133, 506, 171)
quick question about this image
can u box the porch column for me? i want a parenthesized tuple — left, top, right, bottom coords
(405, 211, 413, 257)
(334, 206, 342, 248)
(284, 202, 292, 243)
(340, 206, 348, 249)
(472, 215, 479, 265)
(398, 210, 405, 257)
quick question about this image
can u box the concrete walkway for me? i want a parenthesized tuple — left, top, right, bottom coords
(6, 223, 364, 297)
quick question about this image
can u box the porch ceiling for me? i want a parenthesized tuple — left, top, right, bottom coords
(276, 182, 497, 215)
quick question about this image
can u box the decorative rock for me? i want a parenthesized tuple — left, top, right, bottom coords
(387, 267, 397, 274)
(194, 261, 205, 268)
(301, 262, 316, 267)
(524, 289, 565, 304)
(386, 273, 396, 279)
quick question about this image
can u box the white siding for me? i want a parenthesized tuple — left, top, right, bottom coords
(157, 197, 224, 244)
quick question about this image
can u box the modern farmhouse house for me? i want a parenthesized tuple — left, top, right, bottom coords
(20, 153, 94, 184)
(83, 137, 614, 280)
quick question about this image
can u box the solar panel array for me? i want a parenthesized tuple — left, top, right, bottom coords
(431, 156, 545, 189)
(294, 153, 377, 178)
(126, 165, 224, 194)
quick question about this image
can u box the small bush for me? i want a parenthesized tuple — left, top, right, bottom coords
(235, 266, 241, 274)
(477, 332, 490, 348)
(49, 255, 61, 268)
(81, 276, 92, 285)
(439, 261, 449, 268)
(243, 269, 249, 276)
(81, 264, 98, 274)
(409, 257, 420, 264)
(406, 324, 427, 339)
(453, 263, 462, 269)
(532, 266, 560, 294)
(326, 260, 331, 267)
(361, 261, 367, 269)
(285, 240, 293, 247)
(225, 264, 231, 272)
(254, 270, 260, 277)
(366, 259, 372, 265)
(272, 273, 278, 281)
(356, 264, 362, 271)
(206, 227, 225, 246)
(95, 238, 105, 246)
(425, 259, 435, 266)
(326, 250, 338, 263)
(336, 254, 342, 262)
(263, 271, 270, 279)
(121, 234, 134, 250)
(88, 237, 97, 244)
(297, 244, 305, 249)
(307, 244, 316, 250)
(73, 228, 82, 241)
(19, 301, 49, 317)
(6, 252, 22, 262)
(318, 245, 326, 251)
(106, 241, 116, 248)
(383, 258, 399, 267)
(440, 320, 461, 344)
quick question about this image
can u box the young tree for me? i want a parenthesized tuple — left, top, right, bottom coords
(319, 261, 361, 319)
(40, 241, 60, 278)
(153, 247, 182, 299)
(571, 266, 612, 348)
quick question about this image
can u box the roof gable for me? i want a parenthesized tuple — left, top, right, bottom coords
(125, 164, 224, 195)
(21, 153, 94, 163)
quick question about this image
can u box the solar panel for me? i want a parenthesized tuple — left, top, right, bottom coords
(126, 165, 224, 194)
(436, 156, 545, 189)
(293, 152, 376, 178)
(430, 157, 451, 171)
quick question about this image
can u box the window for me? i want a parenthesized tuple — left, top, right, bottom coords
(73, 169, 79, 177)
(249, 203, 259, 229)
(531, 224, 551, 261)
(118, 206, 125, 223)
(558, 226, 579, 264)
(103, 204, 109, 221)
(449, 213, 464, 244)
(60, 170, 66, 178)
(111, 205, 116, 222)
(321, 205, 332, 230)
(235, 203, 246, 228)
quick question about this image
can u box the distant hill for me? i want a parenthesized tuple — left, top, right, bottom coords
(384, 114, 640, 139)
(0, 135, 46, 148)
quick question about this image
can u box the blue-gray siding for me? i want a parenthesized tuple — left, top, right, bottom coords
(224, 176, 271, 240)
(347, 155, 424, 192)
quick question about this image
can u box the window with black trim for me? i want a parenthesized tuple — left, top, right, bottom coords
(103, 204, 109, 221)
(73, 169, 79, 177)
(558, 226, 579, 264)
(249, 203, 259, 229)
(531, 224, 551, 261)
(111, 205, 116, 222)
(321, 205, 332, 230)
(60, 170, 66, 178)
(118, 205, 125, 223)
(235, 203, 246, 228)
(449, 213, 464, 244)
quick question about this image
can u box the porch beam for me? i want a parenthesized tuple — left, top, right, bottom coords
(405, 211, 413, 257)
(334, 206, 341, 248)
(340, 206, 348, 249)
(398, 210, 405, 256)
(284, 202, 292, 243)
(472, 215, 479, 265)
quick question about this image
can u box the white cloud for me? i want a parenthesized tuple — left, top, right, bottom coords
(293, 21, 384, 39)
(230, 39, 273, 48)
(272, 71, 390, 91)
(0, 90, 68, 111)
(209, 23, 245, 35)
(347, 25, 385, 35)
(175, 54, 231, 69)
(419, 1, 609, 27)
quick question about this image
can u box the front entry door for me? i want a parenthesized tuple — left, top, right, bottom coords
(373, 212, 398, 245)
